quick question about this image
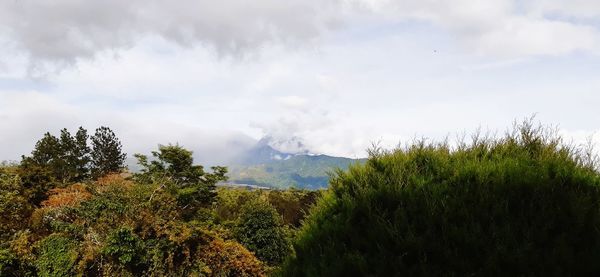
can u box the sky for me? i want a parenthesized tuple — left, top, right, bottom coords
(0, 0, 599, 165)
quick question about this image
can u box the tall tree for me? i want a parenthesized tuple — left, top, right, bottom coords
(28, 132, 61, 166)
(24, 128, 91, 184)
(134, 144, 228, 216)
(70, 127, 91, 181)
(58, 128, 75, 182)
(56, 128, 91, 183)
(91, 126, 126, 178)
(23, 132, 63, 185)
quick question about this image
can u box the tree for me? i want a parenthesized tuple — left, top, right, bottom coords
(26, 132, 61, 178)
(28, 133, 60, 166)
(91, 126, 126, 178)
(22, 127, 91, 185)
(72, 127, 91, 181)
(20, 132, 63, 202)
(234, 199, 290, 265)
(59, 127, 91, 183)
(134, 144, 227, 216)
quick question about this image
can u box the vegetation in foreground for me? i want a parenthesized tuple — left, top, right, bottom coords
(2, 120, 600, 276)
(0, 127, 319, 276)
(281, 120, 600, 276)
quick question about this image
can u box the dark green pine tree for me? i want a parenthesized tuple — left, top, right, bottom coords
(28, 132, 61, 166)
(20, 132, 62, 203)
(57, 128, 75, 183)
(57, 128, 91, 183)
(91, 126, 127, 178)
(72, 127, 91, 181)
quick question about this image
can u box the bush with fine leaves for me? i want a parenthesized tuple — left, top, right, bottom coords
(282, 121, 600, 276)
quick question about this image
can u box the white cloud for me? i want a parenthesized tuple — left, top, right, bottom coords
(0, 89, 257, 166)
(1, 1, 600, 163)
(4, 0, 600, 74)
(359, 0, 600, 57)
(277, 96, 309, 110)
(0, 0, 346, 72)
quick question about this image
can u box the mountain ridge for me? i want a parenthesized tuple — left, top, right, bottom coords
(226, 138, 365, 189)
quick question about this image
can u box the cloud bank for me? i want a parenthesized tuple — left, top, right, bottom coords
(3, 0, 600, 72)
(1, 0, 599, 163)
(0, 0, 344, 72)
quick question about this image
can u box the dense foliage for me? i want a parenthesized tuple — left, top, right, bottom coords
(6, 120, 600, 276)
(282, 121, 600, 276)
(134, 144, 228, 219)
(0, 128, 319, 276)
(234, 200, 291, 265)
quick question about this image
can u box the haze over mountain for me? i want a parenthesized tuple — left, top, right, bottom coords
(226, 136, 363, 189)
(123, 135, 362, 189)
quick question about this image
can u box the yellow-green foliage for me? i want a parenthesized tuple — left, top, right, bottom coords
(198, 237, 266, 277)
(215, 188, 320, 228)
(0, 166, 32, 240)
(34, 234, 79, 277)
(282, 121, 600, 276)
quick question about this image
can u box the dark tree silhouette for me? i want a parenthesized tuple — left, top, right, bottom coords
(91, 126, 127, 178)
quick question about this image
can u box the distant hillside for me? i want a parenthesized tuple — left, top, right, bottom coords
(227, 138, 364, 189)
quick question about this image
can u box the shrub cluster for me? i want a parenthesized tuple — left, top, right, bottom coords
(282, 121, 600, 276)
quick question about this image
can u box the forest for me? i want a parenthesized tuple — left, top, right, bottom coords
(0, 126, 318, 276)
(2, 120, 600, 276)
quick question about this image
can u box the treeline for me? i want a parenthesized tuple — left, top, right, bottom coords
(0, 127, 320, 276)
(19, 127, 126, 206)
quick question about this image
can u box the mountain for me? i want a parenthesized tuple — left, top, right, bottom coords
(235, 137, 295, 165)
(226, 138, 364, 189)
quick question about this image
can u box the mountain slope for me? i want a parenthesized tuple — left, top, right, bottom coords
(226, 140, 364, 189)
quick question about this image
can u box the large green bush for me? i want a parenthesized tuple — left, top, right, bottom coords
(234, 199, 291, 265)
(282, 122, 600, 276)
(34, 235, 78, 277)
(102, 228, 146, 268)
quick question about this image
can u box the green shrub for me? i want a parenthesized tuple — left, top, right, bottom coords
(102, 228, 146, 268)
(34, 235, 78, 277)
(234, 199, 291, 265)
(282, 121, 600, 276)
(0, 248, 17, 276)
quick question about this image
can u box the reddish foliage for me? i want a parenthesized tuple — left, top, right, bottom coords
(41, 183, 92, 208)
(199, 238, 266, 277)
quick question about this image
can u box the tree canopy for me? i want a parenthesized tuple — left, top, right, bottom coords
(1, 127, 319, 276)
(134, 144, 228, 218)
(91, 126, 127, 178)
